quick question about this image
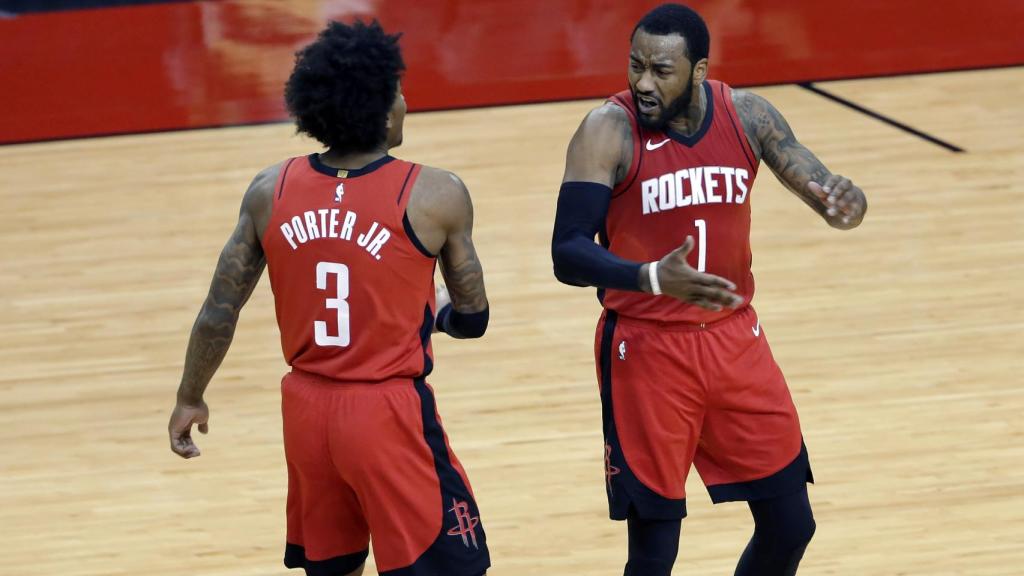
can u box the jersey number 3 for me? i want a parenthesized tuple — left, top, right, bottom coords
(315, 261, 351, 347)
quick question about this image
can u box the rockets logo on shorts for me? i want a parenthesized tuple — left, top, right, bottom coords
(605, 443, 621, 492)
(447, 498, 481, 549)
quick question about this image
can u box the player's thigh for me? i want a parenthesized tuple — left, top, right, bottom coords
(336, 379, 490, 576)
(696, 309, 807, 491)
(596, 311, 707, 516)
(282, 372, 372, 571)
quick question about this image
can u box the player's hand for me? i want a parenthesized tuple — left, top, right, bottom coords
(654, 236, 744, 311)
(169, 400, 209, 459)
(808, 175, 865, 230)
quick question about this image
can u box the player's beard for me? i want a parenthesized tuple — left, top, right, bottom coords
(636, 69, 696, 131)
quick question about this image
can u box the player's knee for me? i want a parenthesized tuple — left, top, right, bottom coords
(624, 557, 674, 576)
(751, 489, 816, 552)
(796, 514, 816, 547)
(782, 508, 816, 551)
(766, 509, 815, 564)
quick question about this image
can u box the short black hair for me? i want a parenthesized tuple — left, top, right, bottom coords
(285, 20, 405, 152)
(632, 3, 710, 62)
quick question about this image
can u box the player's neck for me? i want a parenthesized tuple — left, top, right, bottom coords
(319, 146, 389, 171)
(666, 85, 706, 137)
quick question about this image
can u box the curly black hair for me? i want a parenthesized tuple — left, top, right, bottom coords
(285, 20, 405, 152)
(633, 4, 710, 62)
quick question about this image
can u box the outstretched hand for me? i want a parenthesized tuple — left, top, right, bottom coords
(654, 236, 744, 311)
(808, 175, 865, 229)
(169, 400, 209, 459)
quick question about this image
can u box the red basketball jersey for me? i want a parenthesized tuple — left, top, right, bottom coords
(603, 80, 759, 324)
(261, 154, 436, 382)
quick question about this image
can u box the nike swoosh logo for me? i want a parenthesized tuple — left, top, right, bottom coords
(646, 138, 671, 151)
(752, 319, 761, 337)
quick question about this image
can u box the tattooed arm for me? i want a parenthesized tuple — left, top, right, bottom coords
(734, 90, 866, 229)
(405, 166, 489, 338)
(169, 166, 276, 458)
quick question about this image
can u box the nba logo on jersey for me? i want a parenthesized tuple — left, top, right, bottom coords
(334, 183, 345, 203)
(618, 340, 627, 361)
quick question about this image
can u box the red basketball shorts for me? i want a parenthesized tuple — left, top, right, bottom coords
(280, 370, 490, 575)
(595, 306, 813, 520)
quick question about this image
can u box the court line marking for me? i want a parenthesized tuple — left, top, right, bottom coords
(798, 82, 965, 153)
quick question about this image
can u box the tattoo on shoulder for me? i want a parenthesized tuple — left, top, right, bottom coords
(735, 91, 831, 207)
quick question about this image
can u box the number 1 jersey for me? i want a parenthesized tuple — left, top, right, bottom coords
(603, 80, 760, 324)
(261, 154, 436, 382)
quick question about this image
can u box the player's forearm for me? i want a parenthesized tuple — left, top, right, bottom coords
(551, 181, 647, 291)
(768, 142, 833, 214)
(439, 247, 489, 313)
(552, 234, 644, 291)
(735, 91, 841, 223)
(176, 303, 238, 404)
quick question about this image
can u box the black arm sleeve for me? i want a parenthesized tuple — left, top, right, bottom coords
(551, 181, 643, 291)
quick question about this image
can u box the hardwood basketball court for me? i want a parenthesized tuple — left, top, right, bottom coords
(1, 67, 1022, 575)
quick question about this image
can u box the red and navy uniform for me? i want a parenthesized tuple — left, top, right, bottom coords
(596, 81, 812, 521)
(262, 154, 489, 575)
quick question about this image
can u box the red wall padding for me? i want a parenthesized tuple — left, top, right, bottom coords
(1, 0, 1022, 144)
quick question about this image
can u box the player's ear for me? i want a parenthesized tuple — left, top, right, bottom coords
(693, 58, 709, 84)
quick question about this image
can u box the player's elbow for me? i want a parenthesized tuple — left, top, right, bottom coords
(551, 240, 586, 287)
(553, 266, 587, 287)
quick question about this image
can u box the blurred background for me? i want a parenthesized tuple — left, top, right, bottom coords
(2, 0, 1022, 144)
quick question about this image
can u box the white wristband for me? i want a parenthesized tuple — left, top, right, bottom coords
(648, 261, 662, 295)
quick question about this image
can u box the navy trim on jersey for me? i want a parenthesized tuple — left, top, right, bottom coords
(707, 441, 814, 504)
(418, 304, 435, 377)
(596, 224, 610, 305)
(284, 543, 368, 576)
(665, 81, 714, 148)
(276, 157, 296, 200)
(395, 163, 416, 205)
(720, 82, 758, 172)
(307, 153, 395, 178)
(599, 310, 688, 520)
(404, 213, 436, 258)
(615, 133, 643, 199)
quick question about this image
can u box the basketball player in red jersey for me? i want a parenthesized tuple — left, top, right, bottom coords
(167, 21, 490, 576)
(551, 4, 866, 575)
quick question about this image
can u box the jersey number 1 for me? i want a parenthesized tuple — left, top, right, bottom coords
(694, 219, 707, 273)
(315, 261, 350, 347)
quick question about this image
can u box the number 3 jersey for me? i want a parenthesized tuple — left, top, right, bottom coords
(261, 154, 436, 382)
(603, 80, 760, 324)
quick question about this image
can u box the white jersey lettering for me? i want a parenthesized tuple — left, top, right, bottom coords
(638, 165, 751, 214)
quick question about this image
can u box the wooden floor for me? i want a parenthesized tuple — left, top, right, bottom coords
(2, 67, 1022, 575)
